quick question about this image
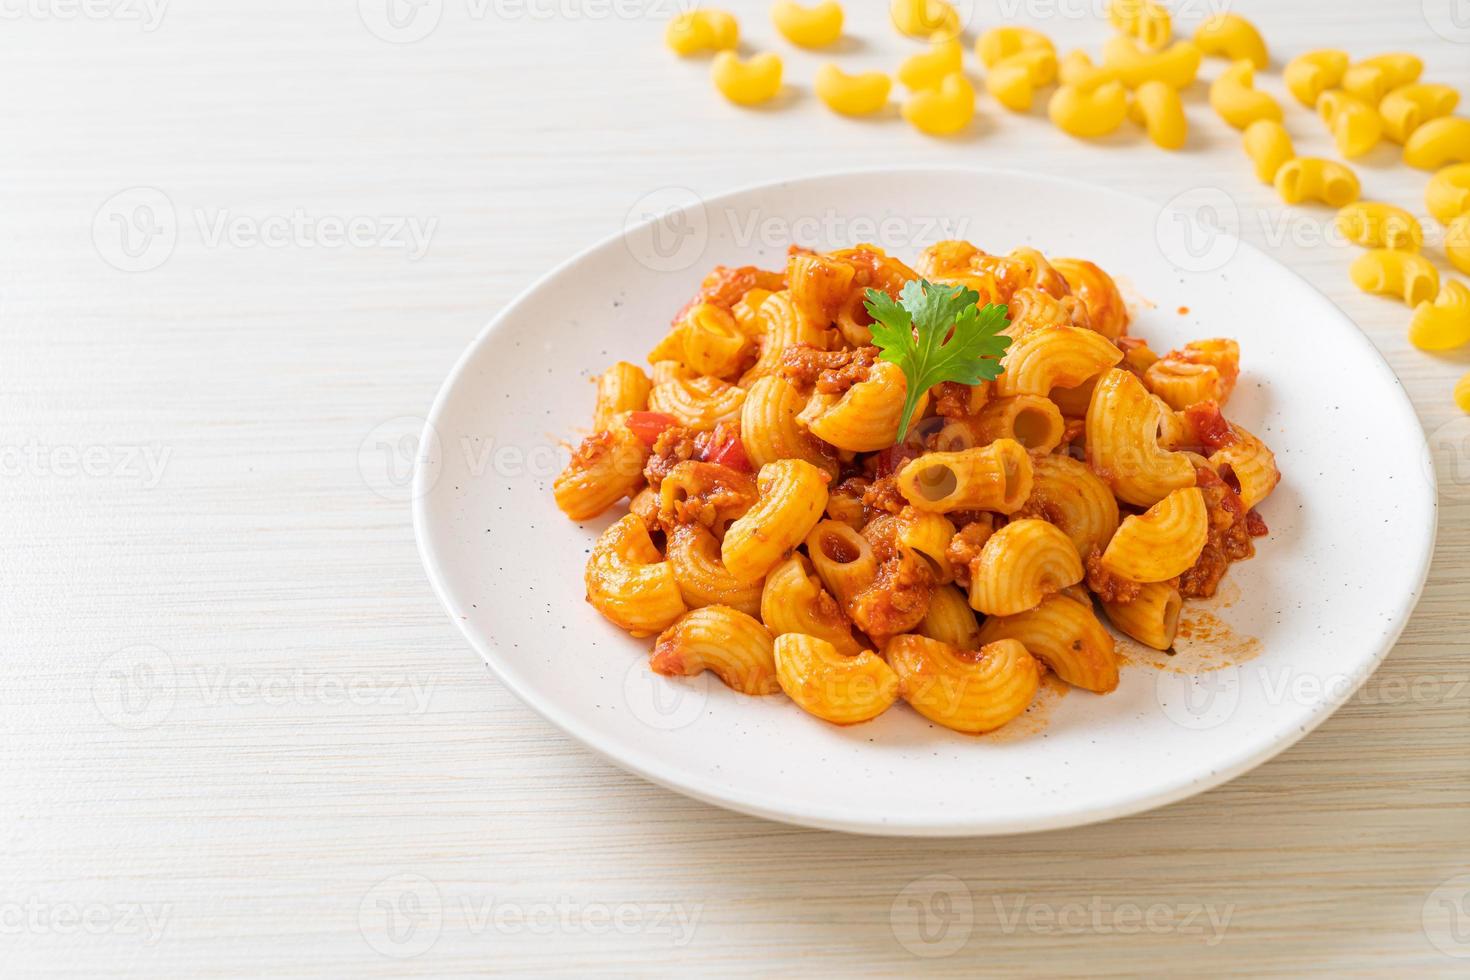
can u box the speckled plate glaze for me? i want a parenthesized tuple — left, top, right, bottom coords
(414, 168, 1436, 836)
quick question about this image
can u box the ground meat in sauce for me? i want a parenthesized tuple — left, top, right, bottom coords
(642, 425, 698, 489)
(847, 514, 935, 638)
(932, 381, 976, 419)
(1011, 496, 1066, 527)
(1246, 509, 1269, 536)
(676, 265, 786, 322)
(1182, 401, 1238, 454)
(568, 430, 616, 470)
(1179, 465, 1255, 598)
(861, 475, 906, 518)
(780, 344, 878, 394)
(945, 517, 996, 590)
(1085, 548, 1142, 604)
(657, 461, 758, 530)
(867, 444, 921, 479)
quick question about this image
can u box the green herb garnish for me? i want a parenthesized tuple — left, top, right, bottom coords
(864, 279, 1012, 442)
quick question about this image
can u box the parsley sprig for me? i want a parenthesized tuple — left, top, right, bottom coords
(864, 279, 1011, 443)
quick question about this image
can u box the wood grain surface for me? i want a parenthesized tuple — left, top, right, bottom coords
(2, 0, 1468, 975)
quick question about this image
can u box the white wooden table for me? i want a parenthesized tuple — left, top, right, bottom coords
(3, 0, 1468, 974)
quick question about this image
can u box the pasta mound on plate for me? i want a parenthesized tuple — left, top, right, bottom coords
(553, 242, 1280, 734)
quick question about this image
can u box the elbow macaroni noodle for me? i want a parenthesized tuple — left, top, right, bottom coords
(1343, 54, 1422, 105)
(1404, 116, 1470, 171)
(898, 36, 963, 91)
(774, 633, 898, 724)
(723, 459, 829, 582)
(1193, 13, 1267, 69)
(1086, 368, 1195, 507)
(1381, 84, 1459, 144)
(555, 242, 1281, 734)
(1273, 157, 1361, 207)
(1449, 214, 1470, 276)
(889, 0, 961, 42)
(1209, 61, 1282, 131)
(1129, 80, 1187, 150)
(887, 635, 1041, 733)
(1284, 50, 1347, 107)
(1242, 119, 1293, 184)
(1100, 487, 1209, 582)
(651, 605, 780, 695)
(665, 8, 739, 56)
(902, 72, 976, 136)
(1336, 202, 1423, 251)
(1317, 90, 1383, 158)
(712, 51, 783, 106)
(1049, 80, 1129, 138)
(967, 518, 1085, 616)
(1101, 37, 1201, 90)
(1102, 582, 1182, 651)
(771, 0, 843, 48)
(1108, 0, 1170, 51)
(1349, 249, 1440, 306)
(1408, 280, 1470, 351)
(815, 64, 891, 116)
(977, 594, 1119, 693)
(985, 47, 1058, 112)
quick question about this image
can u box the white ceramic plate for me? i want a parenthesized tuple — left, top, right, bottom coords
(414, 168, 1436, 836)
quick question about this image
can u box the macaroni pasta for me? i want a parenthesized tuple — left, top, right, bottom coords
(554, 242, 1280, 733)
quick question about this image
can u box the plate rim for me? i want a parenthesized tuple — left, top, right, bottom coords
(412, 165, 1439, 837)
